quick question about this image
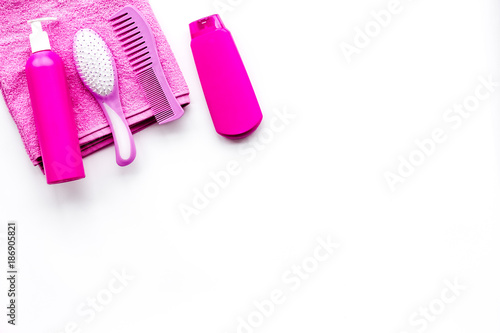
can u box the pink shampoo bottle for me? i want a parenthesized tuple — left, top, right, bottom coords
(190, 15, 263, 139)
(25, 18, 85, 184)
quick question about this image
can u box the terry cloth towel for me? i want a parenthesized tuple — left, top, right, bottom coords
(0, 0, 189, 169)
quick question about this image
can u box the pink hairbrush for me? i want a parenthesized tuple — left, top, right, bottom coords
(73, 29, 136, 167)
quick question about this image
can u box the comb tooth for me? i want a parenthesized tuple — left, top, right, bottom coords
(124, 41, 146, 53)
(139, 85, 165, 99)
(131, 56, 151, 68)
(139, 80, 162, 92)
(154, 106, 174, 121)
(112, 16, 132, 28)
(155, 112, 175, 123)
(114, 21, 135, 32)
(153, 98, 171, 108)
(134, 62, 153, 72)
(122, 36, 143, 48)
(118, 28, 139, 40)
(140, 79, 161, 91)
(131, 55, 151, 67)
(110, 12, 128, 22)
(138, 88, 170, 109)
(148, 97, 169, 105)
(126, 46, 148, 58)
(129, 51, 149, 63)
(155, 107, 175, 121)
(136, 68, 175, 120)
(120, 32, 141, 44)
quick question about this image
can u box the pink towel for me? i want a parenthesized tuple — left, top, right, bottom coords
(0, 0, 189, 168)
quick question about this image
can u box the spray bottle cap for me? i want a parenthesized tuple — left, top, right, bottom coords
(27, 17, 57, 53)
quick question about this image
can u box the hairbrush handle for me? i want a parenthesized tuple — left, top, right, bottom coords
(99, 100, 136, 167)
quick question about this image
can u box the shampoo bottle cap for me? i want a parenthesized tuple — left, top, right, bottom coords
(27, 17, 57, 53)
(189, 14, 226, 39)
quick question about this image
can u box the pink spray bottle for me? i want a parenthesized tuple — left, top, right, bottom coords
(25, 18, 85, 184)
(190, 15, 263, 139)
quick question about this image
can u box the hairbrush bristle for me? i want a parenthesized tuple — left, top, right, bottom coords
(74, 29, 115, 96)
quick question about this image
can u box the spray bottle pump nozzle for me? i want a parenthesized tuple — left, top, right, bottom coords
(27, 17, 57, 53)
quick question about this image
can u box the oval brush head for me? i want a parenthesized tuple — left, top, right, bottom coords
(74, 29, 115, 96)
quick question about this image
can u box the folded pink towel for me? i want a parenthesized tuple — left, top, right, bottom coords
(0, 0, 189, 168)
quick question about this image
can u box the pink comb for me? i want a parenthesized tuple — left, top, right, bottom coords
(109, 5, 184, 125)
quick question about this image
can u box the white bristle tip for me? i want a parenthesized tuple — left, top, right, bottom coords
(73, 29, 115, 96)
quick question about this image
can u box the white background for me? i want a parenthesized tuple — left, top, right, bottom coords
(1, 0, 500, 332)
